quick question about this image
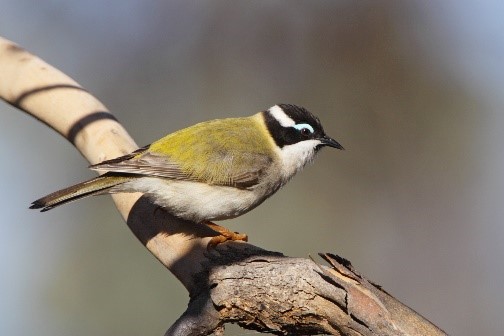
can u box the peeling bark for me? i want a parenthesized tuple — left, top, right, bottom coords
(166, 245, 445, 336)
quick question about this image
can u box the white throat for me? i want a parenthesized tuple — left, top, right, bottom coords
(277, 139, 321, 180)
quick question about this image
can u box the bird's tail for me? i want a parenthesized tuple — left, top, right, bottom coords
(30, 174, 134, 212)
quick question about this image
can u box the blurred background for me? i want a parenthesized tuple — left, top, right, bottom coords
(1, 1, 503, 335)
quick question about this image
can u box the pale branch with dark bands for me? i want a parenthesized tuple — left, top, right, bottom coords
(0, 36, 446, 336)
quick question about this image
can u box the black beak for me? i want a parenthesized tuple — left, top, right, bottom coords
(319, 136, 344, 150)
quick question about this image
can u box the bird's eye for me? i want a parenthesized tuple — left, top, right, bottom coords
(293, 123, 314, 136)
(300, 128, 311, 136)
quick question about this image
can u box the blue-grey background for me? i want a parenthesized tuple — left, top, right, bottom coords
(1, 1, 503, 335)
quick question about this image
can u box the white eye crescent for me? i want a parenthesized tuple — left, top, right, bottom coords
(293, 123, 314, 135)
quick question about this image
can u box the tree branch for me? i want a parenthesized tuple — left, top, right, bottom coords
(0, 36, 447, 336)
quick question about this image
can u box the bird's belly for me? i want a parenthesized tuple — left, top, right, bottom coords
(120, 177, 265, 223)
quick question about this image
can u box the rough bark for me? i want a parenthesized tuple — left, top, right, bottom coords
(165, 246, 446, 336)
(0, 36, 447, 336)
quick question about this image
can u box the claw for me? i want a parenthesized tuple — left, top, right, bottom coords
(205, 222, 248, 249)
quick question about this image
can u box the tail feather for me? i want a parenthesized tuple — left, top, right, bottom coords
(30, 174, 134, 212)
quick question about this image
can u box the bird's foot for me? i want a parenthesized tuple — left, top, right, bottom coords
(205, 222, 248, 249)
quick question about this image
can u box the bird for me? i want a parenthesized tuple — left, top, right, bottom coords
(30, 104, 343, 244)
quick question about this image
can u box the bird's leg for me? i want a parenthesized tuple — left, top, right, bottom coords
(204, 221, 248, 248)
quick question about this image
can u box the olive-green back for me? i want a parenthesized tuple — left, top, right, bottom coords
(143, 114, 275, 187)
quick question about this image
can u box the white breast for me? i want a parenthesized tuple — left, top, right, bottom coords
(116, 177, 266, 223)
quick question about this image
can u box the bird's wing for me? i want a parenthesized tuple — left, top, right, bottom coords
(91, 116, 274, 188)
(89, 145, 272, 189)
(90, 150, 190, 180)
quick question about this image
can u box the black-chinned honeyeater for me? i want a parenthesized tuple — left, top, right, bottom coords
(31, 104, 343, 244)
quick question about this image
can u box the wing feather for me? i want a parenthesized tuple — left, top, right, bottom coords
(90, 146, 271, 188)
(90, 115, 274, 188)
